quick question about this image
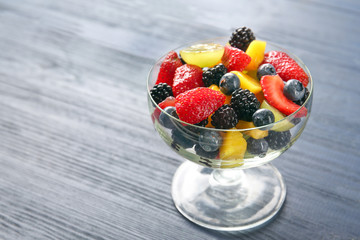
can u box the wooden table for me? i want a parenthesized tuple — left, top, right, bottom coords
(0, 0, 359, 239)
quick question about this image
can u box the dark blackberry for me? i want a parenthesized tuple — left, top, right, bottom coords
(246, 138, 268, 157)
(150, 83, 173, 104)
(211, 105, 238, 129)
(194, 144, 219, 159)
(231, 88, 260, 121)
(202, 63, 227, 87)
(265, 131, 291, 150)
(229, 27, 256, 51)
(195, 118, 208, 127)
(293, 88, 310, 106)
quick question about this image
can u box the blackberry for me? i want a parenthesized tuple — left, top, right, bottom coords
(265, 131, 291, 150)
(195, 118, 208, 127)
(202, 63, 227, 87)
(293, 88, 310, 106)
(229, 27, 256, 51)
(211, 105, 238, 129)
(231, 88, 260, 121)
(150, 83, 173, 104)
(246, 138, 268, 157)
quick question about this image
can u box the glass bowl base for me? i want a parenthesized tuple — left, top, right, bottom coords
(171, 161, 286, 232)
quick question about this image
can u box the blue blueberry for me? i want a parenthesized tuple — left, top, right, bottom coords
(257, 63, 277, 80)
(195, 144, 219, 160)
(159, 106, 178, 129)
(198, 130, 223, 152)
(219, 73, 240, 96)
(252, 109, 275, 129)
(246, 138, 268, 157)
(171, 128, 195, 149)
(283, 79, 305, 101)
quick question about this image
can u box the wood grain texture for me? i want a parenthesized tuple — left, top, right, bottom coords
(0, 0, 359, 239)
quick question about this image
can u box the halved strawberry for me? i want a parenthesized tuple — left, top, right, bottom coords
(262, 51, 309, 87)
(151, 96, 176, 124)
(156, 51, 183, 86)
(175, 87, 226, 124)
(158, 96, 176, 109)
(260, 75, 307, 117)
(221, 45, 251, 72)
(172, 64, 204, 97)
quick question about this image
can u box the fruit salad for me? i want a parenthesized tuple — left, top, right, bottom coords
(148, 27, 312, 168)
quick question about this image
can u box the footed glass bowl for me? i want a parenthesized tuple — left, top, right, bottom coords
(147, 37, 313, 231)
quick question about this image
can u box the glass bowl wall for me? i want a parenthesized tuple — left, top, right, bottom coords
(147, 37, 313, 170)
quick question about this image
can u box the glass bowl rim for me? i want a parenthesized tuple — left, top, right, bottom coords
(147, 37, 313, 132)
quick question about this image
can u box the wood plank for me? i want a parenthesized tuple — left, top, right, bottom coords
(0, 0, 359, 239)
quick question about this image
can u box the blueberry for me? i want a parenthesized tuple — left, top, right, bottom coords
(257, 63, 277, 80)
(198, 130, 223, 152)
(291, 117, 302, 125)
(159, 106, 178, 129)
(246, 138, 268, 157)
(283, 79, 305, 101)
(171, 128, 195, 149)
(252, 109, 275, 129)
(194, 144, 219, 159)
(219, 73, 240, 95)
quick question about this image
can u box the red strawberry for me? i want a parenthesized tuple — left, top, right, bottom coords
(156, 51, 183, 86)
(260, 75, 307, 117)
(151, 96, 176, 124)
(158, 96, 176, 109)
(172, 64, 204, 97)
(151, 110, 160, 124)
(221, 45, 251, 72)
(262, 51, 309, 87)
(175, 87, 226, 124)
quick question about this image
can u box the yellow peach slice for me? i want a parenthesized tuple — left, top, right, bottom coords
(245, 40, 267, 71)
(220, 130, 247, 168)
(231, 71, 262, 94)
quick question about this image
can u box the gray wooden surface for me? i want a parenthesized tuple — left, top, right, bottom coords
(0, 0, 359, 239)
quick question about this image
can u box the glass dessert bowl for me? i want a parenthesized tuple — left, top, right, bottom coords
(147, 34, 313, 231)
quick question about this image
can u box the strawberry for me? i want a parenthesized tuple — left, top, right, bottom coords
(175, 87, 226, 124)
(262, 51, 309, 87)
(156, 51, 183, 86)
(152, 96, 176, 124)
(221, 45, 251, 72)
(260, 75, 307, 117)
(158, 96, 176, 109)
(172, 64, 204, 97)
